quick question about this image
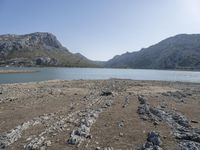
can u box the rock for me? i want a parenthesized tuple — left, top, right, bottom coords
(105, 100, 113, 107)
(160, 104, 166, 109)
(67, 134, 81, 145)
(147, 131, 163, 146)
(119, 132, 124, 137)
(104, 147, 113, 150)
(26, 136, 45, 150)
(140, 131, 163, 150)
(77, 124, 90, 137)
(153, 121, 159, 126)
(138, 95, 147, 104)
(0, 143, 5, 149)
(136, 87, 200, 150)
(45, 140, 51, 147)
(118, 121, 124, 128)
(180, 141, 200, 150)
(191, 120, 199, 124)
(162, 91, 187, 99)
(68, 109, 102, 145)
(95, 146, 100, 150)
(137, 104, 150, 115)
(26, 137, 33, 141)
(172, 113, 190, 128)
(101, 91, 112, 96)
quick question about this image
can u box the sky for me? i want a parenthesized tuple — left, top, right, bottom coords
(0, 0, 200, 61)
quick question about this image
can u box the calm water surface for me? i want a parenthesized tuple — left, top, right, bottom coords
(1, 67, 200, 84)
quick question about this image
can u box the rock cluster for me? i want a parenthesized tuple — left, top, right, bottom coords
(0, 121, 36, 149)
(140, 131, 163, 150)
(0, 112, 71, 149)
(137, 95, 200, 149)
(25, 111, 78, 150)
(161, 90, 191, 99)
(68, 86, 115, 147)
(0, 97, 17, 104)
(68, 108, 102, 146)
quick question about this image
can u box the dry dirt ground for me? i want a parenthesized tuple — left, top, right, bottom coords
(0, 79, 200, 150)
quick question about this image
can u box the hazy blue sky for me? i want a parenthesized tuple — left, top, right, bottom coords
(0, 0, 200, 60)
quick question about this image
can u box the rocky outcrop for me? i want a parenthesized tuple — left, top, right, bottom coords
(0, 32, 98, 67)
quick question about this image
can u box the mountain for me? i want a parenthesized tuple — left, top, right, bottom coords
(0, 32, 98, 67)
(106, 34, 200, 70)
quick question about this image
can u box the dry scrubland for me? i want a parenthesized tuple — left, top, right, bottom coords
(0, 79, 200, 150)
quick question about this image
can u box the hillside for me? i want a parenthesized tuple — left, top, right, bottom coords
(106, 34, 200, 70)
(0, 32, 98, 67)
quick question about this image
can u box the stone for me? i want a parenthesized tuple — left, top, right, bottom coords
(0, 143, 6, 149)
(101, 91, 112, 96)
(104, 147, 113, 150)
(95, 146, 100, 150)
(118, 121, 124, 128)
(137, 104, 150, 115)
(119, 132, 124, 137)
(105, 100, 113, 107)
(67, 134, 81, 145)
(147, 131, 162, 146)
(45, 140, 51, 147)
(137, 91, 200, 150)
(68, 109, 101, 145)
(172, 113, 190, 128)
(140, 131, 163, 150)
(153, 121, 159, 126)
(180, 141, 200, 150)
(191, 120, 199, 124)
(138, 95, 147, 104)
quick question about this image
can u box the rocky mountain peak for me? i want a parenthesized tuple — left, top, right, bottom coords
(0, 32, 98, 67)
(0, 32, 63, 50)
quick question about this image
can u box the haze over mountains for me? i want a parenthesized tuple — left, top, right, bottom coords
(1, 32, 200, 70)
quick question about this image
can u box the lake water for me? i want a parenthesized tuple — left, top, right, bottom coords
(1, 67, 200, 84)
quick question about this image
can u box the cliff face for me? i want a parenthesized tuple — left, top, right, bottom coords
(0, 32, 97, 67)
(106, 34, 200, 70)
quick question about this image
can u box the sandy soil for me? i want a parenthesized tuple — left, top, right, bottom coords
(0, 79, 200, 150)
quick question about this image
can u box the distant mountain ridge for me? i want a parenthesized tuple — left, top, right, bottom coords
(106, 34, 200, 70)
(0, 32, 98, 67)
(1, 33, 200, 70)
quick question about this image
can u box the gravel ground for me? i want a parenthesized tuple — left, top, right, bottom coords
(0, 79, 200, 150)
